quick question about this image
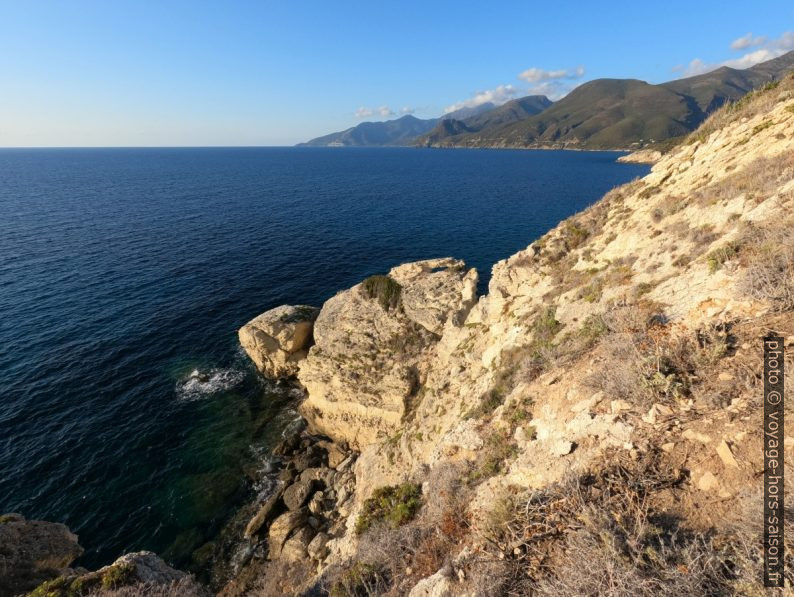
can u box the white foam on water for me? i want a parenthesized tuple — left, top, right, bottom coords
(175, 367, 245, 401)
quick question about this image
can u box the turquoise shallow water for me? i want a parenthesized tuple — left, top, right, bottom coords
(0, 147, 649, 568)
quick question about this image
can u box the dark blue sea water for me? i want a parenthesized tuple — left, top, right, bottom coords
(0, 147, 648, 569)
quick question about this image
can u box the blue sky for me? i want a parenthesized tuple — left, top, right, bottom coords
(1, 0, 793, 146)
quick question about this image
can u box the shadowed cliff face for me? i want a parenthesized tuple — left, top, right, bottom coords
(0, 514, 83, 597)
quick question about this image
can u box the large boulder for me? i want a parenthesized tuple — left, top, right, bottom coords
(298, 258, 478, 449)
(268, 510, 308, 559)
(0, 513, 83, 597)
(239, 305, 320, 377)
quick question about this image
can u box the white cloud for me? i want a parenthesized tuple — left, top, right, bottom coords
(443, 64, 587, 114)
(443, 84, 520, 114)
(399, 106, 415, 115)
(354, 105, 397, 119)
(518, 65, 585, 83)
(730, 33, 767, 50)
(678, 31, 794, 77)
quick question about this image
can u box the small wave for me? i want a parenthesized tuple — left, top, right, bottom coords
(175, 367, 244, 401)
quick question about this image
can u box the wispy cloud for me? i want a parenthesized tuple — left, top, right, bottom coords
(518, 65, 585, 83)
(518, 65, 586, 100)
(730, 33, 768, 50)
(443, 84, 520, 114)
(354, 105, 399, 119)
(676, 31, 794, 77)
(442, 64, 586, 114)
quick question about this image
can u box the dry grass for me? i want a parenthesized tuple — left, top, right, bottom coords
(89, 577, 210, 596)
(738, 219, 794, 311)
(585, 304, 735, 410)
(462, 451, 794, 596)
(692, 151, 794, 208)
(687, 75, 794, 145)
(322, 463, 471, 596)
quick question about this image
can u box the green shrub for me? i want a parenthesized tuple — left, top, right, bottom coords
(706, 242, 741, 273)
(752, 120, 774, 135)
(28, 578, 70, 597)
(101, 563, 135, 589)
(330, 562, 389, 597)
(464, 386, 506, 420)
(362, 275, 402, 311)
(467, 430, 518, 484)
(531, 306, 562, 354)
(355, 484, 422, 535)
(562, 221, 589, 249)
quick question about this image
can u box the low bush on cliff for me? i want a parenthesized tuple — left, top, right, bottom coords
(326, 464, 471, 596)
(362, 275, 402, 311)
(584, 303, 737, 409)
(328, 562, 390, 597)
(738, 218, 794, 311)
(464, 449, 794, 595)
(355, 483, 422, 535)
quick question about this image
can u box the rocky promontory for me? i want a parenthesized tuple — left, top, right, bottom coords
(234, 74, 794, 595)
(238, 305, 320, 378)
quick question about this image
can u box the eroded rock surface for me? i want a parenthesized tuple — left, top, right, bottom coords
(0, 513, 83, 597)
(297, 258, 477, 449)
(238, 304, 320, 377)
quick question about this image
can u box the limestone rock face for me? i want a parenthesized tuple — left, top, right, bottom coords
(239, 305, 320, 377)
(297, 258, 478, 449)
(616, 148, 662, 164)
(107, 551, 188, 584)
(0, 513, 83, 597)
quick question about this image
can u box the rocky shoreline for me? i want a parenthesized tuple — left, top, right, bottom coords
(213, 426, 357, 595)
(5, 76, 794, 595)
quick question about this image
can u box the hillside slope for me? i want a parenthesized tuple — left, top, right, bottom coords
(297, 114, 440, 147)
(298, 103, 498, 147)
(418, 95, 552, 146)
(232, 74, 794, 596)
(421, 51, 794, 149)
(19, 72, 793, 597)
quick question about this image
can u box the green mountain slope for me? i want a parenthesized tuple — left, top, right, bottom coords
(420, 50, 794, 149)
(419, 95, 552, 145)
(297, 115, 439, 147)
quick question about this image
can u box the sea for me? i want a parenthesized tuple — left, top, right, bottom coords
(0, 146, 649, 569)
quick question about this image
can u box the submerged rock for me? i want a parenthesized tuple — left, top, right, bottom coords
(239, 304, 320, 378)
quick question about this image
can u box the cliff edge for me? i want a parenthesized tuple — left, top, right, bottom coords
(233, 74, 794, 596)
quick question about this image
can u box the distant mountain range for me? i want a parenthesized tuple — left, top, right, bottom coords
(296, 102, 497, 147)
(299, 51, 794, 150)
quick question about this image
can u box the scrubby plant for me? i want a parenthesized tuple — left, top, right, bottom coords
(361, 275, 402, 311)
(561, 221, 589, 250)
(355, 483, 422, 535)
(101, 563, 135, 589)
(739, 220, 794, 311)
(329, 562, 390, 597)
(466, 429, 517, 484)
(706, 241, 741, 273)
(530, 305, 562, 357)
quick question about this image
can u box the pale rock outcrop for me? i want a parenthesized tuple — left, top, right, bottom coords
(408, 569, 455, 597)
(617, 148, 662, 164)
(105, 551, 189, 585)
(297, 258, 477, 449)
(238, 304, 319, 377)
(0, 513, 83, 597)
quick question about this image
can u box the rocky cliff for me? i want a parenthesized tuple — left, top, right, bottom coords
(14, 72, 791, 597)
(233, 73, 794, 595)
